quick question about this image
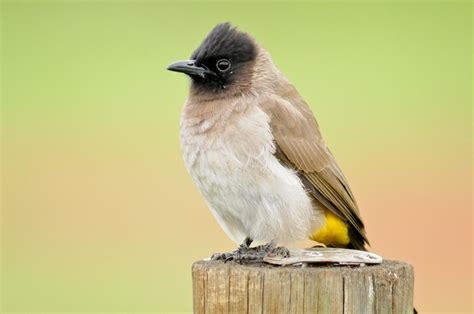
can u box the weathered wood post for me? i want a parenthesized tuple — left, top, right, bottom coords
(192, 251, 414, 313)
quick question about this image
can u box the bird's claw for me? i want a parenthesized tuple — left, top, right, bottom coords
(267, 246, 290, 258)
(210, 242, 290, 264)
(210, 250, 262, 264)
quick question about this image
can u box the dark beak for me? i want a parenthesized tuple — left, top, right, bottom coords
(167, 60, 215, 78)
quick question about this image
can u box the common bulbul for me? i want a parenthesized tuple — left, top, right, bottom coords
(168, 23, 369, 261)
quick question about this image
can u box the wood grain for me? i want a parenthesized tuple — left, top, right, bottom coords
(192, 260, 414, 314)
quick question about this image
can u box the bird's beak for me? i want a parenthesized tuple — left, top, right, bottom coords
(167, 60, 215, 78)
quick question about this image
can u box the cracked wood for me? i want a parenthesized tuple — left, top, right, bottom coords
(192, 260, 414, 314)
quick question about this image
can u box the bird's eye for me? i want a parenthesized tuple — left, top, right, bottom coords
(216, 59, 231, 72)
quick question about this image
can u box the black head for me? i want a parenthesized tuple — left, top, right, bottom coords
(167, 23, 257, 94)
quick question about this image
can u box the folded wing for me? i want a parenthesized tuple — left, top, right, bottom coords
(259, 84, 369, 250)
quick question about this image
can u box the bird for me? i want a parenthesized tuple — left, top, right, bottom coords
(167, 22, 369, 261)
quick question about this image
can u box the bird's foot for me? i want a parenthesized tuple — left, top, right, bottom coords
(255, 242, 290, 258)
(210, 240, 289, 264)
(210, 249, 266, 264)
(236, 237, 253, 254)
(210, 237, 259, 263)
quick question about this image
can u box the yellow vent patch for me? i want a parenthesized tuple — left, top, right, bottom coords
(310, 211, 350, 247)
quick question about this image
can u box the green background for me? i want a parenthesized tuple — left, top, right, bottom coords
(1, 0, 472, 313)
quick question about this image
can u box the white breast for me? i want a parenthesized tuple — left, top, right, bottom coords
(180, 102, 322, 244)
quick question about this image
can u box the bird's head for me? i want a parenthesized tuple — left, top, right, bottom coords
(167, 23, 261, 97)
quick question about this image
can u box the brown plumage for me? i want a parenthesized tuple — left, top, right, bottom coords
(260, 84, 369, 250)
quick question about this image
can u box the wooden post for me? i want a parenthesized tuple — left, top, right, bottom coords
(192, 260, 414, 314)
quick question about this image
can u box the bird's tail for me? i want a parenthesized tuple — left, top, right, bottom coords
(347, 226, 368, 251)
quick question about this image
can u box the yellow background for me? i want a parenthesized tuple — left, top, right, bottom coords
(1, 0, 472, 313)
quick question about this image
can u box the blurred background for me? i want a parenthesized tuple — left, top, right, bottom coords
(1, 0, 472, 313)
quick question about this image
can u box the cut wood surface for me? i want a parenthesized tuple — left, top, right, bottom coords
(192, 259, 414, 314)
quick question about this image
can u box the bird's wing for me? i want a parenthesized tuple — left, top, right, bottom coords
(259, 83, 369, 249)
